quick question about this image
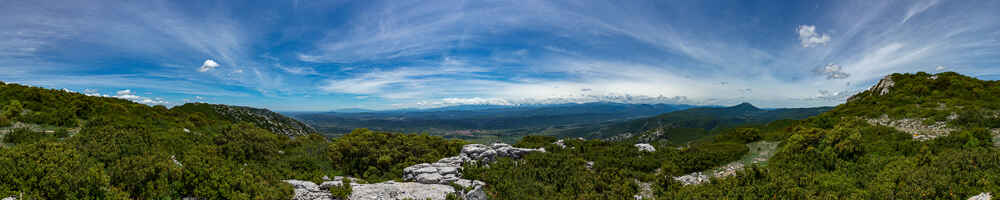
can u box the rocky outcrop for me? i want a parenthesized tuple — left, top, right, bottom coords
(866, 115, 955, 141)
(400, 143, 542, 199)
(403, 163, 462, 185)
(673, 172, 709, 185)
(671, 163, 745, 185)
(285, 179, 335, 200)
(435, 143, 545, 166)
(849, 75, 895, 102)
(970, 192, 992, 200)
(634, 143, 656, 152)
(873, 75, 895, 96)
(285, 143, 539, 200)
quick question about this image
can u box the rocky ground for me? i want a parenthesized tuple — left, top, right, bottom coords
(284, 143, 545, 200)
(866, 115, 955, 141)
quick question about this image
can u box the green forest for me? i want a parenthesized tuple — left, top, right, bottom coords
(2, 71, 1000, 199)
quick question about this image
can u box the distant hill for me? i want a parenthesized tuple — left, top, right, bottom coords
(557, 102, 831, 144)
(292, 102, 697, 141)
(174, 103, 316, 136)
(810, 72, 1000, 141)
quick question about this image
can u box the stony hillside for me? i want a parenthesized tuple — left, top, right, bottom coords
(823, 72, 1000, 142)
(174, 103, 317, 136)
(658, 72, 1000, 199)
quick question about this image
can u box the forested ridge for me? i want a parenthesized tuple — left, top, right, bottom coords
(0, 82, 462, 199)
(2, 71, 999, 199)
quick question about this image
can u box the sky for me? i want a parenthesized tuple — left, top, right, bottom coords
(1, 0, 999, 111)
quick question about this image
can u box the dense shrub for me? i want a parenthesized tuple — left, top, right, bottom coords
(327, 128, 465, 181)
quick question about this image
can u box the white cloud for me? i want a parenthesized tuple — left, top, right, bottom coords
(936, 65, 947, 71)
(77, 88, 170, 105)
(198, 59, 220, 72)
(797, 25, 831, 48)
(441, 97, 514, 106)
(114, 89, 141, 100)
(815, 63, 850, 79)
(809, 88, 862, 101)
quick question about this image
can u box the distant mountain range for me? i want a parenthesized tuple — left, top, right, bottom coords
(291, 102, 830, 143)
(290, 102, 697, 142)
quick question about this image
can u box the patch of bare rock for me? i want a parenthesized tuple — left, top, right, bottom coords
(969, 192, 992, 200)
(634, 143, 656, 152)
(284, 143, 544, 200)
(866, 115, 955, 141)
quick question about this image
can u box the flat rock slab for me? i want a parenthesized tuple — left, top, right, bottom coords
(349, 181, 456, 200)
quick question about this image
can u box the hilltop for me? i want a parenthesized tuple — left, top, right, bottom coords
(659, 72, 1000, 199)
(174, 103, 317, 136)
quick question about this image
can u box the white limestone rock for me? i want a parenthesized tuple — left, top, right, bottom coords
(673, 172, 710, 185)
(349, 181, 455, 200)
(554, 139, 566, 148)
(970, 192, 992, 200)
(635, 143, 656, 152)
(284, 180, 334, 200)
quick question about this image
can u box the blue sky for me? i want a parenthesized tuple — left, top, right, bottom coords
(2, 0, 999, 111)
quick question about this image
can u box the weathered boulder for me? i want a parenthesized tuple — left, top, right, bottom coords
(284, 180, 334, 200)
(454, 179, 488, 200)
(433, 143, 546, 167)
(403, 163, 462, 184)
(635, 143, 656, 152)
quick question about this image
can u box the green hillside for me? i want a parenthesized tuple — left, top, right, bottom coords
(661, 72, 1000, 198)
(2, 71, 998, 199)
(552, 103, 830, 144)
(0, 82, 463, 199)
